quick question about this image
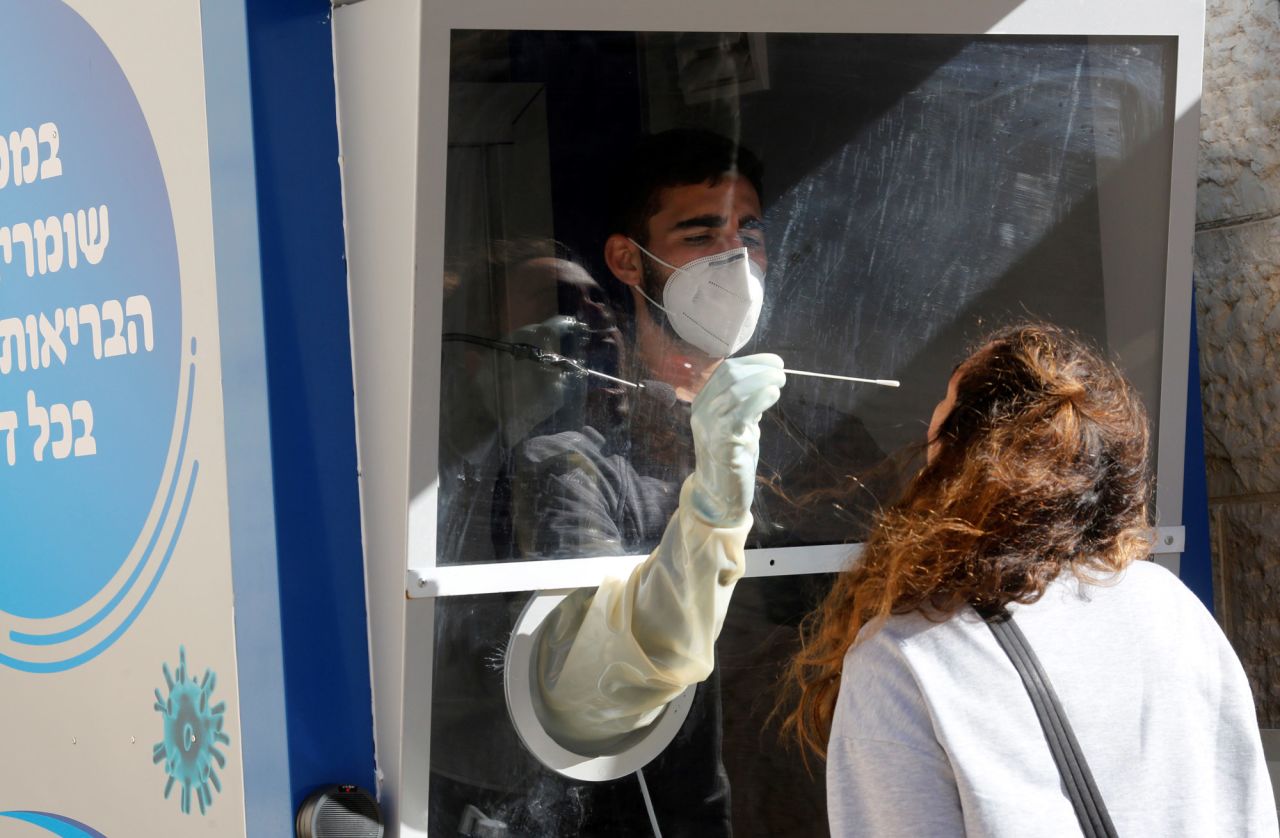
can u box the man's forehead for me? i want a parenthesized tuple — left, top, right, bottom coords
(652, 176, 762, 224)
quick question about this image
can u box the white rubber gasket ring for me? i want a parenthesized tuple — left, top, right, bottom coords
(504, 591, 696, 782)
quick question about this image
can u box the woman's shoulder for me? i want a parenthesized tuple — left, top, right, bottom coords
(842, 608, 979, 675)
(1072, 557, 1208, 616)
(1098, 555, 1178, 587)
(835, 614, 942, 737)
(841, 559, 1214, 680)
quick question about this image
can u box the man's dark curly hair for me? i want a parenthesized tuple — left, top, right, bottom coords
(607, 128, 764, 244)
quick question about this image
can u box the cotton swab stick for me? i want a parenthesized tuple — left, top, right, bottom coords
(782, 368, 900, 387)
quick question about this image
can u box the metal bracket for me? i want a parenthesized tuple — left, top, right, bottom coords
(1152, 525, 1185, 554)
(406, 527, 1187, 598)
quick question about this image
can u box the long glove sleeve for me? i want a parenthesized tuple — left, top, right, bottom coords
(532, 355, 785, 751)
(534, 476, 751, 749)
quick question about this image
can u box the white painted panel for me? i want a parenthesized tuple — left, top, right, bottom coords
(333, 0, 423, 832)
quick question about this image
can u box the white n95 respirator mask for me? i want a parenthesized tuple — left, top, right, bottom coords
(628, 239, 765, 358)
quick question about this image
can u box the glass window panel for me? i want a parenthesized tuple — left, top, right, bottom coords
(428, 577, 832, 837)
(433, 31, 1173, 568)
(426, 28, 1177, 838)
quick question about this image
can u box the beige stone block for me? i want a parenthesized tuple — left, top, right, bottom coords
(1194, 217, 1280, 496)
(1198, 0, 1280, 224)
(1210, 500, 1280, 726)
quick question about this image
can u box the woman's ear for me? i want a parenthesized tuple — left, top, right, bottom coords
(604, 234, 643, 288)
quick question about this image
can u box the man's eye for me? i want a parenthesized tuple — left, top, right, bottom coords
(683, 235, 712, 245)
(741, 234, 764, 248)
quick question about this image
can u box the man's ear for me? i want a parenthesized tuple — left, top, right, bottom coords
(604, 233, 643, 288)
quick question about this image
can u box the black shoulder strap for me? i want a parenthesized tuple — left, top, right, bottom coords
(986, 616, 1119, 838)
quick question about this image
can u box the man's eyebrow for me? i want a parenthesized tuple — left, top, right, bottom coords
(671, 214, 727, 230)
(740, 216, 765, 230)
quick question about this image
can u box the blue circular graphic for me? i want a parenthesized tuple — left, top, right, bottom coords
(0, 811, 107, 838)
(0, 0, 181, 619)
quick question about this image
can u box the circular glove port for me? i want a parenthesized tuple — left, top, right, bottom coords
(504, 591, 696, 782)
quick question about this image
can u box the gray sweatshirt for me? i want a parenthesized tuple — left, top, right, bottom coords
(828, 560, 1277, 836)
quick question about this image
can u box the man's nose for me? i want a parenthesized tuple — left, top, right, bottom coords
(721, 232, 766, 270)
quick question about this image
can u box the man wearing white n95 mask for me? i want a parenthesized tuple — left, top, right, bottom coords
(497, 130, 782, 835)
(532, 144, 778, 742)
(525, 133, 779, 751)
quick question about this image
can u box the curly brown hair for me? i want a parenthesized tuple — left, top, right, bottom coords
(779, 322, 1154, 760)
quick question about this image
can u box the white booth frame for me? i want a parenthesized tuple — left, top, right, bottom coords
(332, 1, 1204, 834)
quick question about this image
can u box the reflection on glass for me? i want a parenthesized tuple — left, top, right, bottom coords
(431, 577, 830, 836)
(435, 31, 1172, 568)
(427, 30, 1174, 837)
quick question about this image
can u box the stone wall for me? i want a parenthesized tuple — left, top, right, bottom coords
(1195, 0, 1280, 725)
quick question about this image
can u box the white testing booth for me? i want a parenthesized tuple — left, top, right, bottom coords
(333, 0, 1205, 834)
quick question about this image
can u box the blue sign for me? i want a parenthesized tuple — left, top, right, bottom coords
(0, 0, 185, 669)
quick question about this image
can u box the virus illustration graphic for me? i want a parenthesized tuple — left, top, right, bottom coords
(152, 646, 230, 815)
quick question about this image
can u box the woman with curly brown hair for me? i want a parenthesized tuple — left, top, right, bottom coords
(782, 323, 1276, 836)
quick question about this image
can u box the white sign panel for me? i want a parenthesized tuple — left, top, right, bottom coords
(0, 1, 247, 834)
